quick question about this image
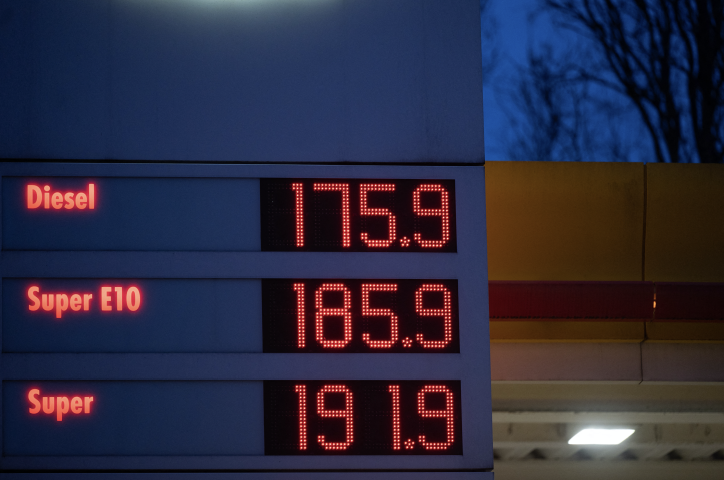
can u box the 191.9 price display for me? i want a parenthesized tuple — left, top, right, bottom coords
(263, 279, 459, 353)
(264, 381, 463, 455)
(260, 179, 456, 252)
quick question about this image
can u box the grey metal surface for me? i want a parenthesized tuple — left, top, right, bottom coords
(490, 343, 642, 382)
(491, 342, 724, 383)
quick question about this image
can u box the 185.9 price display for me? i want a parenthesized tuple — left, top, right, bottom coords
(264, 381, 462, 455)
(260, 179, 457, 252)
(263, 279, 459, 353)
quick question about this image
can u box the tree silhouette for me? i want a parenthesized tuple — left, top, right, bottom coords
(505, 0, 723, 163)
(500, 43, 638, 162)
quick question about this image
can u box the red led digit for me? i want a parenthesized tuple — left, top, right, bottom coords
(293, 283, 306, 348)
(415, 284, 453, 348)
(359, 184, 396, 247)
(317, 385, 354, 450)
(412, 184, 450, 248)
(417, 385, 455, 450)
(295, 384, 308, 450)
(315, 283, 352, 348)
(361, 283, 398, 348)
(388, 385, 401, 450)
(313, 183, 351, 248)
(291, 183, 304, 247)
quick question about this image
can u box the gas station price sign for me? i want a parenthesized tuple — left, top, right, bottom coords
(0, 163, 492, 474)
(262, 279, 460, 353)
(264, 381, 463, 455)
(260, 179, 457, 252)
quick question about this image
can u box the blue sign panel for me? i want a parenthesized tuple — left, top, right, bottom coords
(4, 279, 262, 353)
(5, 381, 263, 456)
(3, 177, 260, 251)
(0, 162, 492, 477)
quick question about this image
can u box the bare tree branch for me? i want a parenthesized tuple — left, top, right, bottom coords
(532, 0, 724, 162)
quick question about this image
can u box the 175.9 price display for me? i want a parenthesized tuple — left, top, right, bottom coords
(264, 381, 463, 455)
(260, 179, 457, 252)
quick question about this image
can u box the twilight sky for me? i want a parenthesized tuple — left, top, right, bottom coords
(483, 0, 556, 161)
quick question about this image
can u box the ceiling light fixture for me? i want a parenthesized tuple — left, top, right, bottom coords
(568, 428, 635, 445)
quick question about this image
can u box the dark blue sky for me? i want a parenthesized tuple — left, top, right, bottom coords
(483, 0, 555, 160)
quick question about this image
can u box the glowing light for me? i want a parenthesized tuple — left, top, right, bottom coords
(415, 284, 453, 348)
(315, 283, 352, 348)
(294, 385, 308, 450)
(359, 184, 396, 247)
(313, 183, 351, 248)
(261, 179, 457, 252)
(388, 385, 401, 450)
(568, 428, 635, 445)
(101, 287, 112, 311)
(265, 381, 462, 455)
(126, 286, 141, 311)
(28, 285, 140, 318)
(101, 286, 142, 312)
(115, 287, 124, 311)
(317, 385, 354, 450)
(413, 184, 450, 248)
(293, 283, 306, 348)
(27, 388, 94, 421)
(417, 385, 454, 450)
(361, 283, 398, 348)
(26, 184, 95, 210)
(27, 286, 93, 319)
(291, 183, 304, 247)
(263, 279, 459, 353)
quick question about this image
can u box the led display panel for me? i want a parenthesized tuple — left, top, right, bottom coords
(264, 381, 463, 455)
(261, 179, 457, 252)
(263, 279, 459, 353)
